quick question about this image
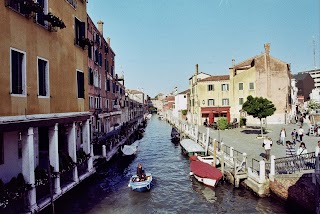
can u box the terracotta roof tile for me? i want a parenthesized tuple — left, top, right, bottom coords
(199, 75, 230, 82)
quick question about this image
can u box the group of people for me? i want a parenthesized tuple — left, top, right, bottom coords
(262, 126, 307, 161)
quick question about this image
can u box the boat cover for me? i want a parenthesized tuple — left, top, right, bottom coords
(190, 161, 223, 180)
(180, 139, 205, 153)
(122, 145, 137, 156)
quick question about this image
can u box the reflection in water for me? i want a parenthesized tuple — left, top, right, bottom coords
(41, 116, 299, 214)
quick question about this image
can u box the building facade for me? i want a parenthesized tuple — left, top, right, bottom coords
(0, 1, 94, 212)
(229, 43, 291, 124)
(189, 64, 211, 124)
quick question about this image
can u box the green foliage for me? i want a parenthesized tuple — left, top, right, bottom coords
(240, 117, 247, 126)
(217, 117, 228, 130)
(181, 109, 188, 115)
(242, 95, 276, 120)
(308, 100, 320, 110)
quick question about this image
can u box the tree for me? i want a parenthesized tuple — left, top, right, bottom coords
(242, 95, 276, 136)
(308, 100, 320, 112)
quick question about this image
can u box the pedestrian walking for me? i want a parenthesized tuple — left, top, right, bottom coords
(291, 129, 298, 145)
(285, 141, 296, 157)
(296, 142, 307, 157)
(263, 137, 273, 161)
(298, 126, 304, 142)
(299, 115, 304, 126)
(280, 128, 286, 145)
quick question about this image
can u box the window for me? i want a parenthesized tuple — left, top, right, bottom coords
(88, 68, 93, 85)
(11, 48, 26, 95)
(249, 82, 255, 90)
(94, 48, 99, 64)
(105, 59, 108, 72)
(36, 0, 48, 26)
(208, 84, 214, 91)
(105, 99, 109, 110)
(222, 98, 229, 106)
(88, 46, 92, 59)
(38, 57, 49, 97)
(208, 99, 214, 106)
(99, 53, 102, 66)
(93, 70, 99, 87)
(77, 70, 84, 98)
(0, 132, 3, 165)
(239, 98, 244, 105)
(89, 96, 94, 109)
(239, 83, 243, 90)
(75, 17, 85, 46)
(106, 79, 110, 91)
(221, 84, 229, 91)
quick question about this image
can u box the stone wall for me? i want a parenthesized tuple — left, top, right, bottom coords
(269, 173, 315, 212)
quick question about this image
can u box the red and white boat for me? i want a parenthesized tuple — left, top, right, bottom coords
(189, 155, 220, 166)
(189, 160, 223, 188)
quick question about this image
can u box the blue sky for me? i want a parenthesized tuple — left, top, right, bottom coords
(87, 0, 320, 98)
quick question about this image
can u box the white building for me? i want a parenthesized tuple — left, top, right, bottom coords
(173, 89, 189, 119)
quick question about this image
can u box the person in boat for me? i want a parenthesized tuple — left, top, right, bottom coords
(136, 163, 146, 181)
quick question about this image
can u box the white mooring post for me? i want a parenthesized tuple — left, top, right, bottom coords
(230, 147, 234, 161)
(102, 145, 107, 157)
(259, 160, 266, 183)
(242, 152, 247, 169)
(269, 155, 275, 181)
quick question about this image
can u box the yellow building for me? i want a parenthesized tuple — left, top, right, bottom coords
(189, 64, 211, 124)
(0, 1, 93, 213)
(188, 44, 291, 126)
(229, 43, 291, 124)
(197, 75, 231, 125)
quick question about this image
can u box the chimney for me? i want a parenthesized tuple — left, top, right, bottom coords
(97, 20, 104, 35)
(195, 64, 198, 75)
(264, 43, 270, 56)
(107, 37, 110, 46)
(232, 58, 235, 66)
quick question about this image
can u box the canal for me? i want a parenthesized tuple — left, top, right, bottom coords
(42, 115, 295, 214)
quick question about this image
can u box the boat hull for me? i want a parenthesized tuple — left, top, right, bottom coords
(190, 161, 223, 188)
(190, 172, 218, 187)
(128, 173, 152, 192)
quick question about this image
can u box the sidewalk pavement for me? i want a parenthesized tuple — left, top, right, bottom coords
(198, 122, 319, 162)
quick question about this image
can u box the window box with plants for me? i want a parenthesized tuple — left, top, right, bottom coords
(43, 12, 66, 31)
(78, 37, 94, 50)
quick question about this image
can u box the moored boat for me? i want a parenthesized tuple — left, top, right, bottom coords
(189, 161, 223, 188)
(189, 155, 220, 166)
(180, 139, 205, 156)
(171, 127, 180, 142)
(128, 172, 152, 192)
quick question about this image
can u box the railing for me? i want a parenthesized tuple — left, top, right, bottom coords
(224, 144, 231, 156)
(274, 152, 316, 174)
(265, 161, 271, 177)
(233, 149, 242, 158)
(251, 158, 260, 175)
